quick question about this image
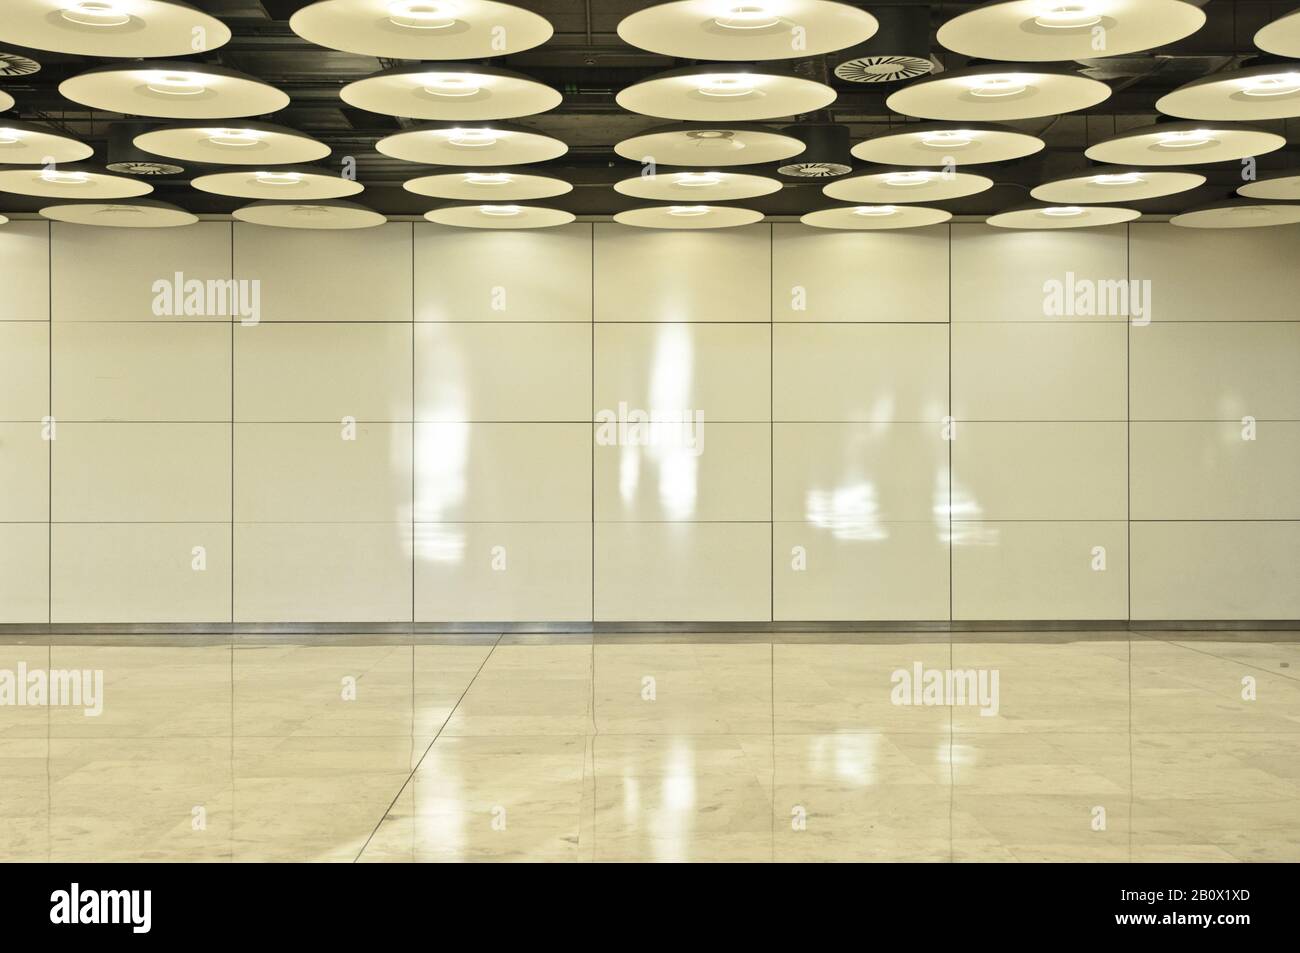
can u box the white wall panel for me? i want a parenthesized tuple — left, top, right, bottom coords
(0, 221, 49, 321)
(0, 523, 48, 622)
(0, 423, 48, 521)
(0, 322, 48, 420)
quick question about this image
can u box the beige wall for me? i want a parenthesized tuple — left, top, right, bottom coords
(1, 218, 1296, 623)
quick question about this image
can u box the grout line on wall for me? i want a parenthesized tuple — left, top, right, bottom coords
(770, 223, 774, 624)
(411, 221, 416, 625)
(948, 223, 954, 624)
(591, 223, 596, 624)
(230, 222, 235, 624)
(47, 220, 52, 625)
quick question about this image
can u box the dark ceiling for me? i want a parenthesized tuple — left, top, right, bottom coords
(2, 0, 1298, 217)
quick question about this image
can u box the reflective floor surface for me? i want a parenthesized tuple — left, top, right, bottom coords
(0, 631, 1297, 862)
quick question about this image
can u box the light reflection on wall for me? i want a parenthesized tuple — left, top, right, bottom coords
(414, 341, 469, 563)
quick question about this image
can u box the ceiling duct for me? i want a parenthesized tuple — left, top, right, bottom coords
(777, 124, 852, 178)
(831, 5, 937, 84)
(0, 46, 41, 78)
(105, 122, 184, 177)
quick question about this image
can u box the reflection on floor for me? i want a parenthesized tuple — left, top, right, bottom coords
(0, 631, 1297, 862)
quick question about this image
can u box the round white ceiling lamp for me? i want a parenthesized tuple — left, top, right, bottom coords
(0, 162, 153, 198)
(615, 64, 837, 121)
(1084, 120, 1286, 166)
(1171, 197, 1300, 229)
(340, 63, 560, 122)
(801, 204, 951, 229)
(290, 0, 553, 59)
(1156, 62, 1300, 121)
(425, 204, 575, 228)
(0, 90, 14, 111)
(614, 169, 781, 201)
(0, 213, 8, 225)
(39, 197, 197, 227)
(613, 205, 764, 228)
(0, 118, 93, 164)
(403, 168, 571, 200)
(613, 122, 805, 166)
(376, 121, 567, 165)
(886, 63, 1111, 121)
(1238, 170, 1300, 201)
(616, 0, 878, 61)
(936, 1, 1206, 62)
(134, 121, 328, 166)
(824, 168, 993, 203)
(1255, 8, 1300, 58)
(191, 165, 363, 200)
(987, 203, 1140, 229)
(0, 0, 231, 58)
(851, 122, 1045, 166)
(233, 199, 386, 230)
(59, 61, 290, 120)
(1031, 166, 1204, 203)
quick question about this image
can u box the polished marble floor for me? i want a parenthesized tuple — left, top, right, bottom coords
(0, 631, 1296, 862)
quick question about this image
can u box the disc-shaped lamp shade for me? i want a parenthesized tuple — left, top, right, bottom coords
(340, 64, 560, 122)
(424, 204, 575, 228)
(936, 0, 1205, 62)
(616, 65, 837, 121)
(987, 203, 1140, 229)
(106, 121, 183, 175)
(0, 119, 93, 164)
(852, 122, 1044, 166)
(824, 168, 992, 203)
(0, 0, 231, 58)
(191, 166, 363, 200)
(290, 0, 553, 59)
(616, 0, 878, 60)
(1031, 167, 1204, 203)
(832, 5, 935, 84)
(1256, 8, 1300, 57)
(1156, 63, 1300, 121)
(614, 169, 781, 201)
(801, 204, 951, 229)
(0, 163, 153, 198)
(40, 197, 196, 227)
(1239, 171, 1300, 201)
(134, 122, 330, 166)
(614, 122, 805, 167)
(0, 213, 8, 225)
(403, 168, 571, 200)
(376, 122, 567, 165)
(613, 205, 764, 228)
(0, 90, 13, 111)
(233, 200, 386, 230)
(59, 61, 289, 120)
(776, 124, 852, 177)
(1171, 198, 1300, 229)
(1084, 121, 1286, 166)
(887, 64, 1111, 121)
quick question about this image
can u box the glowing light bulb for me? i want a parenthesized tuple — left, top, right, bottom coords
(1033, 3, 1103, 29)
(1240, 72, 1300, 97)
(920, 130, 975, 149)
(387, 1, 457, 29)
(60, 1, 130, 27)
(0, 129, 24, 145)
(853, 205, 898, 216)
(1042, 205, 1084, 216)
(1156, 129, 1214, 149)
(255, 171, 303, 186)
(674, 172, 723, 188)
(207, 129, 262, 147)
(667, 205, 711, 216)
(697, 75, 757, 98)
(146, 73, 206, 96)
(40, 169, 90, 185)
(884, 171, 936, 187)
(1092, 172, 1143, 186)
(421, 75, 482, 97)
(464, 172, 512, 186)
(444, 128, 499, 148)
(714, 4, 781, 30)
(969, 74, 1030, 98)
(479, 204, 522, 216)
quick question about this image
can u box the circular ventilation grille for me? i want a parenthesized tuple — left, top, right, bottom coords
(0, 52, 41, 77)
(106, 159, 184, 176)
(835, 54, 934, 84)
(777, 160, 853, 178)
